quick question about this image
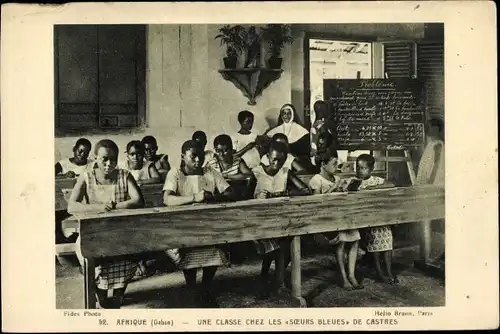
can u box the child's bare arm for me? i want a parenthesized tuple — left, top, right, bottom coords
(115, 174, 145, 209)
(286, 171, 311, 196)
(67, 174, 104, 213)
(291, 159, 306, 173)
(164, 190, 200, 206)
(137, 165, 161, 185)
(233, 142, 256, 158)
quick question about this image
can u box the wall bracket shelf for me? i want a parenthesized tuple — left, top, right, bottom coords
(218, 68, 284, 105)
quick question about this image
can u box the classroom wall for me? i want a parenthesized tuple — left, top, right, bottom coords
(54, 23, 427, 169)
(54, 24, 292, 167)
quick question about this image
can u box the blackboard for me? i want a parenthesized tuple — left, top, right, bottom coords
(323, 79, 425, 150)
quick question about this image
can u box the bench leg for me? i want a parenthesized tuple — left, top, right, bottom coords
(290, 236, 307, 307)
(84, 258, 97, 309)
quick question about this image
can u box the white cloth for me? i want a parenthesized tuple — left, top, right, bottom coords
(358, 175, 385, 190)
(416, 139, 445, 186)
(122, 161, 153, 182)
(241, 147, 262, 169)
(266, 110, 309, 144)
(261, 153, 295, 170)
(57, 158, 92, 176)
(252, 165, 289, 196)
(232, 132, 258, 152)
(163, 166, 230, 196)
(308, 174, 339, 194)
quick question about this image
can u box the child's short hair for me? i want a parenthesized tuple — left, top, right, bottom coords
(74, 138, 91, 150)
(141, 135, 157, 147)
(213, 134, 233, 149)
(268, 141, 288, 155)
(94, 139, 119, 156)
(237, 110, 254, 124)
(313, 100, 327, 112)
(271, 133, 289, 144)
(315, 147, 339, 166)
(181, 140, 202, 154)
(192, 130, 207, 141)
(356, 154, 375, 169)
(126, 140, 145, 154)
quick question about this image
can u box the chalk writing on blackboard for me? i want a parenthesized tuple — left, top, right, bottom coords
(323, 79, 425, 150)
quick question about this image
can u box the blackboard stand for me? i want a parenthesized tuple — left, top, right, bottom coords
(377, 150, 444, 279)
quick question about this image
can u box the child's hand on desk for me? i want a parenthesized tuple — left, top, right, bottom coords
(256, 191, 269, 199)
(64, 171, 76, 178)
(104, 201, 116, 211)
(193, 191, 206, 203)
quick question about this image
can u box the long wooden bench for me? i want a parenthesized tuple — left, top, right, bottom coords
(62, 185, 445, 309)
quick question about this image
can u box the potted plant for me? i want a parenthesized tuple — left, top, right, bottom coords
(241, 26, 263, 68)
(215, 25, 246, 69)
(261, 24, 294, 69)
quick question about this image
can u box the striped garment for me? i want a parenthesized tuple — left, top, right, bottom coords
(75, 167, 138, 290)
(205, 156, 241, 177)
(163, 166, 230, 269)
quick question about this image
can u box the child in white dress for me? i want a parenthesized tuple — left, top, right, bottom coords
(308, 148, 363, 290)
(55, 138, 93, 178)
(68, 139, 145, 308)
(163, 140, 236, 307)
(141, 136, 171, 176)
(232, 110, 262, 168)
(260, 133, 306, 172)
(124, 140, 161, 185)
(251, 141, 311, 299)
(356, 154, 399, 285)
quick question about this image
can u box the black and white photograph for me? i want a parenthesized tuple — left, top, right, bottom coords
(1, 2, 498, 332)
(53, 22, 446, 309)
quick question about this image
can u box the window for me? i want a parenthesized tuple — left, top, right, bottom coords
(54, 25, 146, 135)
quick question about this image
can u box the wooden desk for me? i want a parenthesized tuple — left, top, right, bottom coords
(63, 185, 444, 309)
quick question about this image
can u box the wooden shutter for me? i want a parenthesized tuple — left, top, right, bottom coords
(55, 25, 146, 134)
(383, 43, 414, 78)
(417, 42, 444, 121)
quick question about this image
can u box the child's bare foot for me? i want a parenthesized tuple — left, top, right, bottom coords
(348, 275, 364, 289)
(341, 280, 354, 291)
(375, 272, 389, 283)
(388, 276, 400, 285)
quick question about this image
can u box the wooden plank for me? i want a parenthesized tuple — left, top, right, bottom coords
(68, 185, 444, 259)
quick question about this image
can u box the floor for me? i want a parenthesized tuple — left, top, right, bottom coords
(56, 245, 445, 309)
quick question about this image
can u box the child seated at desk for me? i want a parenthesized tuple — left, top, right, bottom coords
(206, 134, 253, 180)
(124, 140, 161, 185)
(308, 148, 363, 290)
(260, 133, 306, 173)
(251, 141, 311, 299)
(141, 135, 171, 175)
(55, 138, 93, 178)
(355, 154, 399, 285)
(163, 139, 236, 308)
(67, 139, 145, 309)
(192, 130, 215, 166)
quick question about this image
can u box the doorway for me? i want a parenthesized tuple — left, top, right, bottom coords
(305, 37, 373, 165)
